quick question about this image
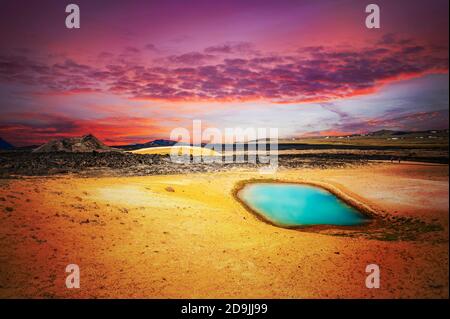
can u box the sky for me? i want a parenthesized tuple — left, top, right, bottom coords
(0, 0, 448, 146)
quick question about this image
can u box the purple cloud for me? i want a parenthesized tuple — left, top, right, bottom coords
(0, 36, 448, 103)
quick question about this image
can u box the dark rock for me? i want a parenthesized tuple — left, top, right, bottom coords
(165, 186, 175, 192)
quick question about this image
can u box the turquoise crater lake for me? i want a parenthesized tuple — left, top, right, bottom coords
(238, 183, 369, 227)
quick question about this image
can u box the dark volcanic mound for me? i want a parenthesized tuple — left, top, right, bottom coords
(33, 134, 119, 153)
(0, 138, 14, 150)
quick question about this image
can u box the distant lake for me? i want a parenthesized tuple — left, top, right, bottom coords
(238, 183, 369, 227)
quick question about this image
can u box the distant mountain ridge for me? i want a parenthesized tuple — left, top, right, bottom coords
(0, 137, 14, 150)
(296, 129, 449, 139)
(33, 134, 120, 153)
(365, 129, 448, 137)
(117, 139, 179, 150)
(368, 129, 408, 136)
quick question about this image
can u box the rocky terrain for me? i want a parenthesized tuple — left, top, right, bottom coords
(0, 150, 448, 178)
(0, 152, 357, 177)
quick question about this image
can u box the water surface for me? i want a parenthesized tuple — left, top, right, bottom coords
(239, 183, 369, 227)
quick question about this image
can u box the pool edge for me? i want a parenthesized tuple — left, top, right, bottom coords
(232, 178, 380, 231)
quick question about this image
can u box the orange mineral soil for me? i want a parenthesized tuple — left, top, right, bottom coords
(0, 163, 448, 298)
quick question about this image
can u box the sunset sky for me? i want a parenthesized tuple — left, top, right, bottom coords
(0, 0, 448, 146)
